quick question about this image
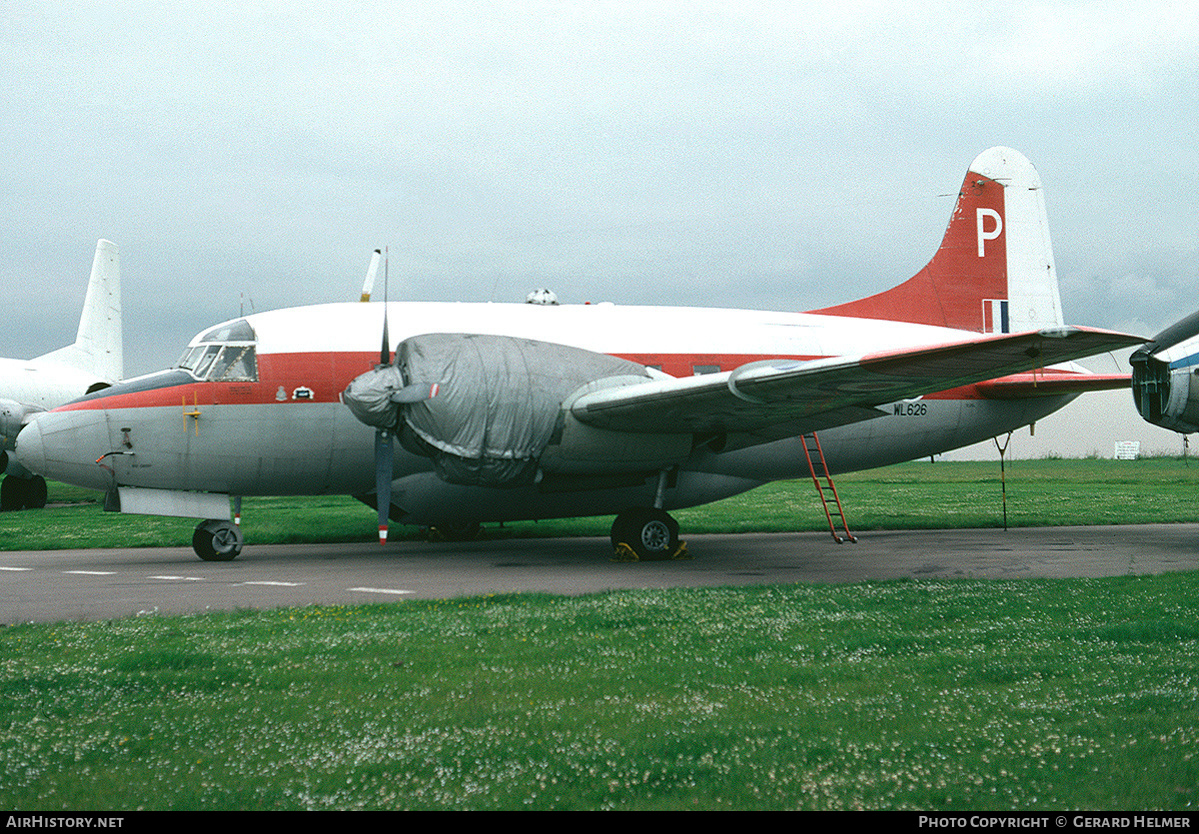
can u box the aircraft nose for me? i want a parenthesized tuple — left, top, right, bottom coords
(13, 419, 46, 475)
(14, 410, 113, 491)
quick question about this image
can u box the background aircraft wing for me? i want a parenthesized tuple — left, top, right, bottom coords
(571, 327, 1145, 437)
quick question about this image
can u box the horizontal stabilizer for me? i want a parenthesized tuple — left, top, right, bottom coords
(975, 372, 1130, 399)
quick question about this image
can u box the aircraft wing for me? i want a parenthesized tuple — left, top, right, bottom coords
(571, 327, 1145, 436)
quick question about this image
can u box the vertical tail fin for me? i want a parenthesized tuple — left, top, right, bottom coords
(811, 147, 1064, 333)
(37, 239, 123, 382)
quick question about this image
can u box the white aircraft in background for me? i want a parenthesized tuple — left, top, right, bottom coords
(16, 149, 1141, 560)
(1, 240, 122, 510)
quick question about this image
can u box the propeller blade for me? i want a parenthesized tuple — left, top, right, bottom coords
(380, 308, 391, 366)
(391, 382, 440, 404)
(360, 249, 381, 302)
(1145, 309, 1199, 355)
(375, 428, 394, 544)
(363, 298, 397, 544)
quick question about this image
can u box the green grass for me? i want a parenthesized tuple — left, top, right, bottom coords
(4, 457, 1199, 551)
(2, 576, 1197, 810)
(4, 458, 1199, 810)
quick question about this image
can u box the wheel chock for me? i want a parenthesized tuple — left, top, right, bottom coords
(611, 542, 639, 562)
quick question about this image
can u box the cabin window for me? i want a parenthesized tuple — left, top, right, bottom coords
(692, 364, 720, 375)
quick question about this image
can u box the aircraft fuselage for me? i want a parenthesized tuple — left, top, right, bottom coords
(17, 300, 1075, 526)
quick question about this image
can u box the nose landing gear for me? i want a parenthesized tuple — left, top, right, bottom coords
(193, 518, 244, 561)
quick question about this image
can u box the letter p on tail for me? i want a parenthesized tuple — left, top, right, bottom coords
(977, 207, 1003, 257)
(811, 147, 1065, 335)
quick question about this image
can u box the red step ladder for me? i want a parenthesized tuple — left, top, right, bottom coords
(801, 432, 857, 544)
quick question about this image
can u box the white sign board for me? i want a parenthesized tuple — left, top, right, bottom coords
(1114, 441, 1140, 461)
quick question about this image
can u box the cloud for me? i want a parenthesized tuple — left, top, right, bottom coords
(2, 0, 1197, 395)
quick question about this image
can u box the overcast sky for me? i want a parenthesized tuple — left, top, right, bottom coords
(3, 1, 1198, 458)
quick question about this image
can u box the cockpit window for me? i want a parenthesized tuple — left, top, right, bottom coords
(209, 345, 257, 381)
(199, 319, 256, 343)
(177, 319, 258, 382)
(177, 345, 207, 371)
(192, 345, 222, 379)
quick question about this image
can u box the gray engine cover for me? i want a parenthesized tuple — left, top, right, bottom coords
(396, 333, 651, 487)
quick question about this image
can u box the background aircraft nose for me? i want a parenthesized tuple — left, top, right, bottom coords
(13, 410, 113, 492)
(13, 419, 46, 476)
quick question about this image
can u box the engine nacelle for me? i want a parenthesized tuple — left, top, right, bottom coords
(538, 378, 692, 477)
(392, 333, 689, 488)
(1130, 346, 1199, 434)
(0, 399, 44, 452)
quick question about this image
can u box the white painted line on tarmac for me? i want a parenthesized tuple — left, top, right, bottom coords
(348, 587, 415, 596)
(0, 566, 33, 571)
(240, 580, 305, 587)
(149, 575, 206, 581)
(63, 570, 116, 576)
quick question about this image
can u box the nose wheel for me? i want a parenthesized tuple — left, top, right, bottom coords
(193, 519, 244, 561)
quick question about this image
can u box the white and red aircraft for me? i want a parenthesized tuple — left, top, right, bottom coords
(15, 148, 1141, 561)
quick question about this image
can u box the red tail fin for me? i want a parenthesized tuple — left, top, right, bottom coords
(810, 147, 1063, 334)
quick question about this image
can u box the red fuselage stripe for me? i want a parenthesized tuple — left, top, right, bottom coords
(55, 348, 1098, 413)
(55, 351, 826, 412)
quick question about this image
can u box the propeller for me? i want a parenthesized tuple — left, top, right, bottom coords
(1139, 309, 1199, 357)
(374, 310, 392, 544)
(341, 306, 439, 544)
(359, 249, 381, 303)
(1130, 308, 1199, 383)
(1129, 309, 1199, 433)
(374, 422, 394, 544)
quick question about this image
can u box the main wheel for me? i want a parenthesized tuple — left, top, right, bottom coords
(0, 475, 44, 511)
(26, 476, 47, 509)
(610, 507, 681, 560)
(0, 476, 23, 512)
(193, 519, 244, 561)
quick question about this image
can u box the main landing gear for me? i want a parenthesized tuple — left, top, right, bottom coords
(0, 474, 48, 511)
(610, 507, 688, 562)
(193, 518, 244, 561)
